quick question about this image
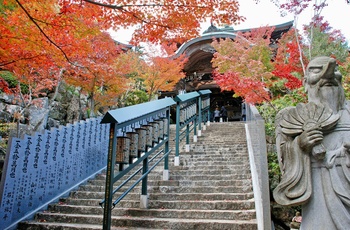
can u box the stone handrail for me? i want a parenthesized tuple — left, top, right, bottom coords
(245, 103, 272, 230)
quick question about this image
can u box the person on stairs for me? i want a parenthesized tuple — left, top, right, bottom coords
(220, 106, 228, 122)
(214, 107, 220, 122)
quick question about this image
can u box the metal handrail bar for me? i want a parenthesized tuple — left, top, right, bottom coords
(179, 128, 187, 138)
(111, 137, 168, 184)
(173, 122, 193, 141)
(173, 122, 195, 143)
(112, 149, 171, 208)
(188, 122, 196, 133)
(179, 116, 196, 129)
(99, 145, 165, 207)
(180, 123, 195, 142)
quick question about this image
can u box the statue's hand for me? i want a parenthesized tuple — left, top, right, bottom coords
(298, 128, 323, 152)
(343, 143, 350, 155)
(344, 143, 350, 167)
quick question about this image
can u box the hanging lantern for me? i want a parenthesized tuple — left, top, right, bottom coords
(142, 124, 153, 147)
(156, 119, 164, 140)
(163, 118, 169, 136)
(135, 127, 147, 154)
(149, 121, 159, 144)
(180, 109, 185, 123)
(116, 136, 130, 164)
(126, 131, 139, 158)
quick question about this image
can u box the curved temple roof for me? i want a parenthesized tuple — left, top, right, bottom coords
(174, 20, 293, 76)
(175, 20, 294, 58)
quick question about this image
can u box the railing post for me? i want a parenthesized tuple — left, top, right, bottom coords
(198, 95, 203, 137)
(140, 157, 149, 208)
(185, 124, 190, 152)
(175, 102, 181, 166)
(163, 110, 170, 180)
(103, 123, 117, 230)
(198, 90, 212, 131)
(207, 109, 211, 126)
(193, 117, 197, 142)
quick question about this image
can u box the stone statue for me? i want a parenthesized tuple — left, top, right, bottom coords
(273, 56, 350, 229)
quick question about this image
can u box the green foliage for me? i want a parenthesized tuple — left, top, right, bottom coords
(304, 26, 349, 63)
(267, 151, 281, 191)
(0, 71, 29, 94)
(0, 71, 18, 88)
(0, 123, 15, 157)
(0, 0, 17, 14)
(338, 58, 350, 100)
(257, 87, 307, 137)
(124, 90, 149, 106)
(65, 85, 81, 97)
(0, 123, 13, 137)
(269, 78, 288, 98)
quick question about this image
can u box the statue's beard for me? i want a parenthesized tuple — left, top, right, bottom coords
(308, 84, 344, 113)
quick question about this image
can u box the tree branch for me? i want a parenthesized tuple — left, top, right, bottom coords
(82, 1, 175, 29)
(82, 0, 204, 9)
(0, 55, 42, 67)
(15, 0, 83, 68)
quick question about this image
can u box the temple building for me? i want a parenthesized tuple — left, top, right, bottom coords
(163, 21, 293, 121)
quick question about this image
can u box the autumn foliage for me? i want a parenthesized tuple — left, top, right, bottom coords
(272, 29, 305, 90)
(80, 0, 245, 44)
(0, 0, 203, 116)
(0, 0, 246, 115)
(139, 43, 188, 100)
(211, 27, 275, 104)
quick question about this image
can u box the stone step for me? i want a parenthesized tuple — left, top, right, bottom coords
(63, 199, 255, 210)
(170, 165, 251, 171)
(87, 178, 250, 187)
(20, 213, 257, 230)
(78, 184, 253, 194)
(18, 222, 148, 230)
(119, 161, 250, 169)
(70, 191, 254, 201)
(99, 167, 253, 177)
(179, 153, 249, 158)
(151, 185, 253, 194)
(96, 173, 251, 182)
(48, 205, 256, 220)
(175, 163, 251, 169)
(177, 146, 248, 150)
(94, 171, 252, 185)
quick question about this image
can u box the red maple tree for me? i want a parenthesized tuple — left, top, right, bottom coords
(211, 26, 275, 104)
(272, 29, 306, 90)
(1, 0, 245, 109)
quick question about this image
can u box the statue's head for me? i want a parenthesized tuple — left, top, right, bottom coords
(304, 56, 345, 112)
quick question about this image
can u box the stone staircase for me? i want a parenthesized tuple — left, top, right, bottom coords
(18, 122, 257, 230)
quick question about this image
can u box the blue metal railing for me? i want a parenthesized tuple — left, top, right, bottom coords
(173, 90, 211, 166)
(100, 97, 175, 230)
(198, 90, 211, 136)
(174, 92, 199, 166)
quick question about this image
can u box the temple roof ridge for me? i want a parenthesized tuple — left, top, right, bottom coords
(202, 20, 294, 35)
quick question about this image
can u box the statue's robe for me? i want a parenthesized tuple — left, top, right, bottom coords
(273, 105, 350, 230)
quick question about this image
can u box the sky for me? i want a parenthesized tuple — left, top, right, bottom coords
(110, 0, 350, 44)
